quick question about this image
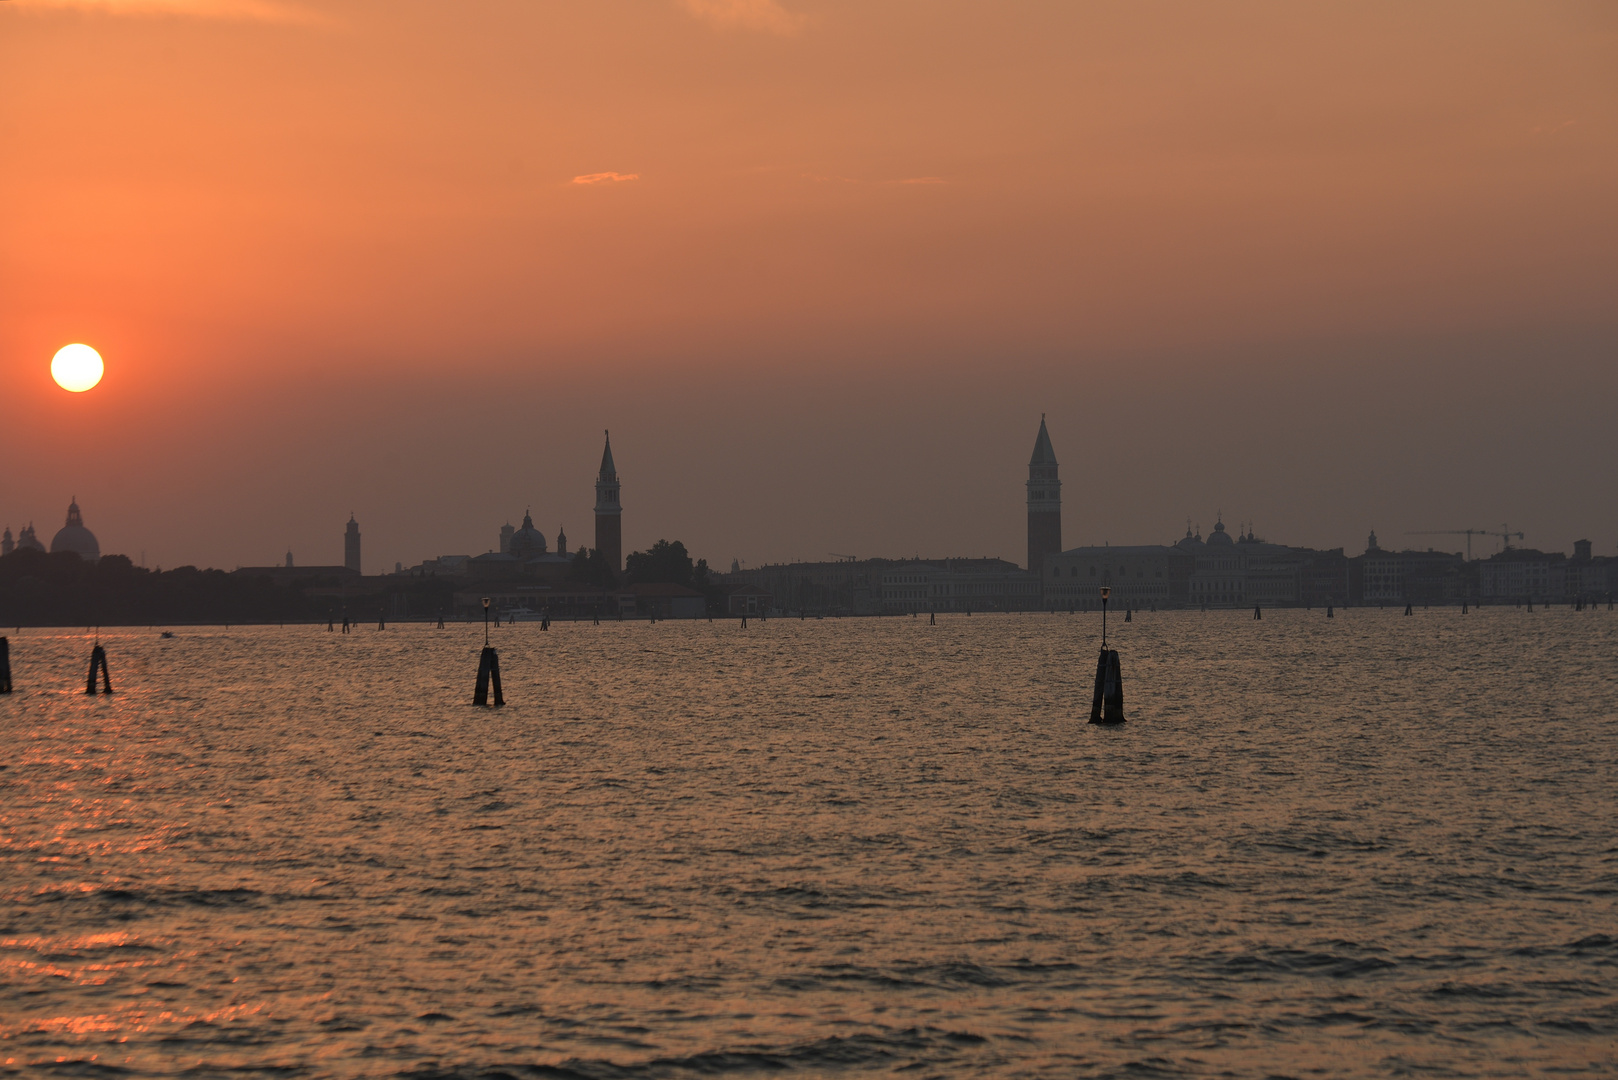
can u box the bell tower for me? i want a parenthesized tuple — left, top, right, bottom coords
(594, 430, 622, 575)
(1026, 415, 1061, 573)
(344, 514, 361, 574)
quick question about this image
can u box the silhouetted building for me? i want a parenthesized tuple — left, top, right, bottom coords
(50, 498, 100, 563)
(723, 583, 772, 616)
(1297, 547, 1350, 607)
(595, 430, 623, 575)
(233, 564, 360, 587)
(1047, 544, 1190, 609)
(1568, 539, 1615, 600)
(557, 525, 568, 557)
(499, 522, 515, 555)
(723, 556, 1039, 615)
(344, 515, 361, 574)
(15, 524, 44, 553)
(1043, 520, 1351, 609)
(1027, 416, 1061, 572)
(1350, 531, 1467, 605)
(1477, 548, 1568, 603)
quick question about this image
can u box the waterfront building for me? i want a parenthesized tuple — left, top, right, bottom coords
(1043, 521, 1353, 610)
(1297, 548, 1350, 607)
(50, 498, 100, 563)
(723, 584, 772, 616)
(1477, 548, 1569, 604)
(1045, 544, 1190, 609)
(1026, 416, 1061, 572)
(1569, 540, 1616, 600)
(452, 581, 704, 620)
(233, 564, 360, 586)
(1349, 531, 1469, 605)
(1187, 519, 1286, 607)
(879, 558, 1041, 613)
(722, 556, 1040, 615)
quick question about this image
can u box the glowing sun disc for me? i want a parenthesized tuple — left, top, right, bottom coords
(52, 344, 104, 392)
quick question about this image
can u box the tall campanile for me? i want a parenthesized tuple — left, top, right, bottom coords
(344, 514, 362, 574)
(1026, 416, 1061, 572)
(594, 430, 623, 575)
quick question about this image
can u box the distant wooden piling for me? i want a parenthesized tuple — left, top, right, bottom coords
(378, 617, 385, 630)
(1404, 603, 1413, 616)
(85, 644, 113, 695)
(1462, 601, 1468, 613)
(474, 646, 504, 707)
(1327, 604, 1334, 618)
(0, 636, 11, 694)
(1124, 608, 1132, 622)
(1254, 605, 1262, 620)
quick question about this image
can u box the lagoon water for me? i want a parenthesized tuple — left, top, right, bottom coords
(2, 609, 1615, 1077)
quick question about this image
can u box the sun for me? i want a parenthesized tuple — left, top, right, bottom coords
(51, 344, 104, 393)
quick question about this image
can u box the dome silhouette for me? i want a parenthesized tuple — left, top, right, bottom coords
(1206, 518, 1234, 546)
(509, 511, 547, 559)
(50, 498, 100, 562)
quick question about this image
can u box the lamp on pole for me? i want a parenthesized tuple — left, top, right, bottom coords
(482, 596, 491, 646)
(1100, 586, 1110, 649)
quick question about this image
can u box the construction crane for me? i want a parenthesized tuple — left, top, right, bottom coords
(1405, 526, 1524, 560)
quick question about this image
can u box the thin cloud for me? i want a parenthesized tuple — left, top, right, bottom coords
(8, 0, 320, 23)
(679, 0, 804, 35)
(571, 172, 640, 185)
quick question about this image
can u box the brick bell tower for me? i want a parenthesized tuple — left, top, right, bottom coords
(1027, 415, 1061, 572)
(594, 430, 623, 575)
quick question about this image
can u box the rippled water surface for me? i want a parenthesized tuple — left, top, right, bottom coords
(3, 610, 1616, 1077)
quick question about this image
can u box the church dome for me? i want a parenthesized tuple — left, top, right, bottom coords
(1176, 525, 1205, 550)
(1207, 518, 1234, 546)
(50, 498, 100, 562)
(509, 511, 547, 559)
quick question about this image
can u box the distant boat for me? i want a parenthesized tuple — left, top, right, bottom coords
(160, 631, 175, 639)
(501, 607, 545, 622)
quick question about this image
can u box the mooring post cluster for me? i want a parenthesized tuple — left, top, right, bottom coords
(473, 596, 504, 707)
(1088, 586, 1125, 725)
(0, 636, 11, 694)
(85, 641, 113, 695)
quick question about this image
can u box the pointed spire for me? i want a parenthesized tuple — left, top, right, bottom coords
(599, 429, 617, 481)
(1029, 415, 1057, 466)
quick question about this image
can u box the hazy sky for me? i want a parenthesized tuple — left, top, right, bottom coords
(3, 0, 1615, 572)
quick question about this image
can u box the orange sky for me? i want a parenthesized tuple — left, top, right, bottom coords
(3, 0, 1615, 571)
